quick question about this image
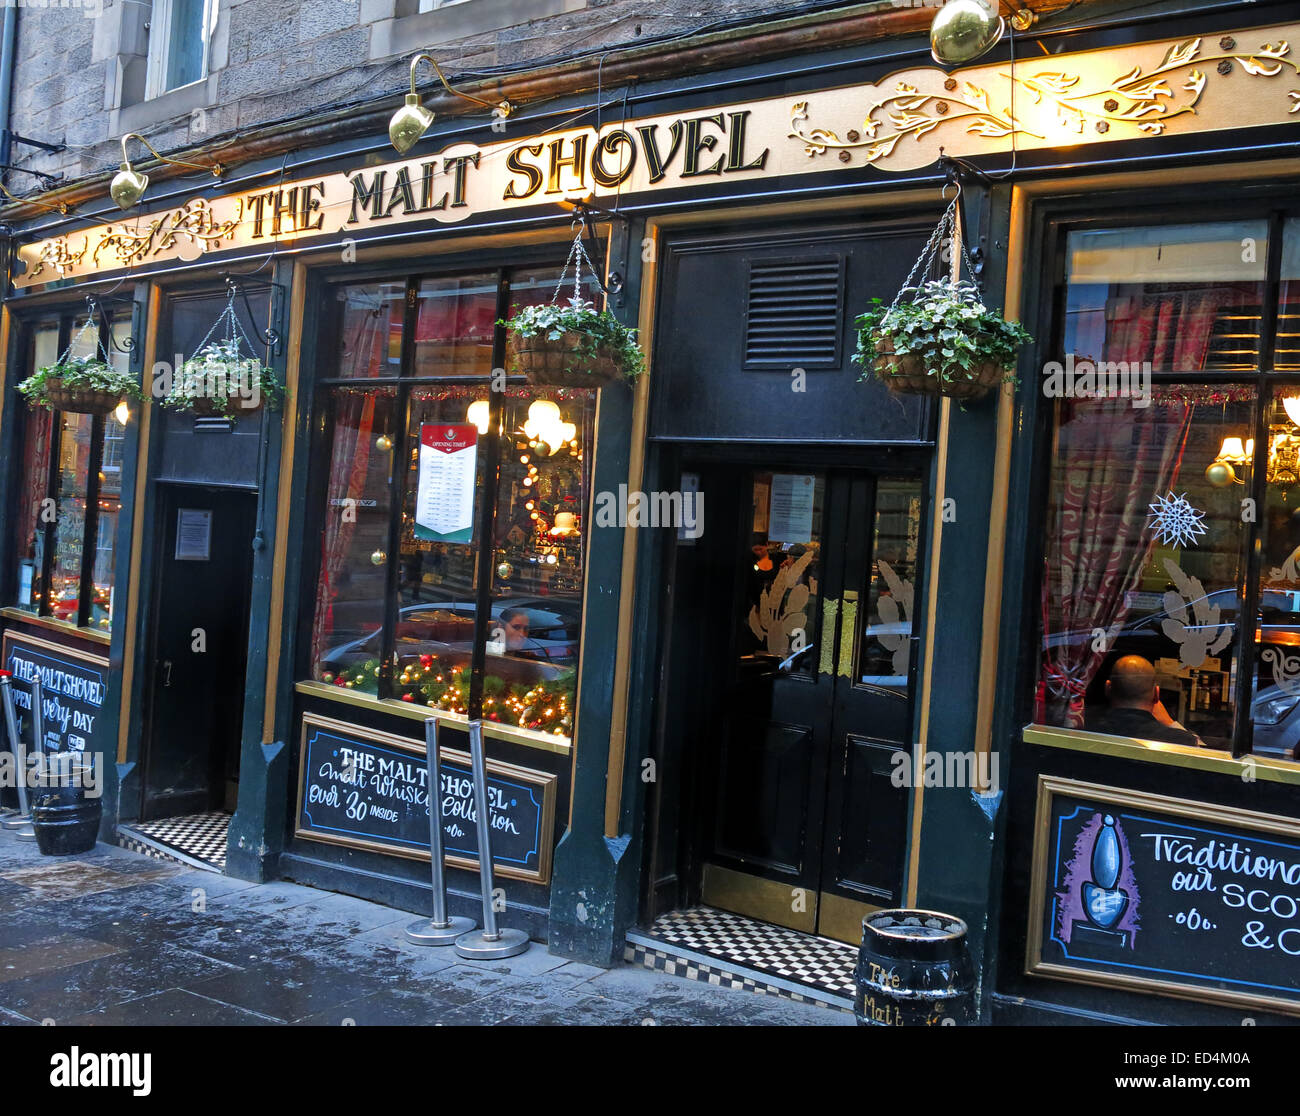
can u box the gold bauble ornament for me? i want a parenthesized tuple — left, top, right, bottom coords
(1204, 461, 1236, 488)
(930, 0, 1005, 65)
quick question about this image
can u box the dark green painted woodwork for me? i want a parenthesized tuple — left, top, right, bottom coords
(547, 216, 649, 966)
(227, 259, 295, 881)
(907, 183, 1014, 1011)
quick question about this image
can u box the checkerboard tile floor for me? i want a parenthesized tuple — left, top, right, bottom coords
(117, 812, 230, 872)
(626, 907, 857, 1011)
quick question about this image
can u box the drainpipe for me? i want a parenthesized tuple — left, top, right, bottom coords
(0, 6, 16, 186)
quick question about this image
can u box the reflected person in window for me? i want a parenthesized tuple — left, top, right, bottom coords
(500, 608, 530, 651)
(1086, 655, 1203, 748)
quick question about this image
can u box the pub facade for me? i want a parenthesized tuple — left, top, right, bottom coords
(2, 0, 1299, 1023)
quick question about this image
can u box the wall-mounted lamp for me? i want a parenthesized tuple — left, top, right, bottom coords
(110, 133, 224, 211)
(930, 0, 1036, 66)
(388, 53, 514, 155)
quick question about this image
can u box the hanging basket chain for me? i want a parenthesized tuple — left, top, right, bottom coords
(55, 312, 114, 369)
(188, 289, 267, 367)
(550, 230, 599, 308)
(890, 197, 980, 311)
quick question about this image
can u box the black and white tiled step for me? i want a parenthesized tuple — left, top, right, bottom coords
(626, 907, 857, 1012)
(117, 812, 230, 873)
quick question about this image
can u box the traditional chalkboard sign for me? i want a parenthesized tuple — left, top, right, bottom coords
(1027, 776, 1300, 1017)
(0, 630, 110, 754)
(294, 713, 556, 883)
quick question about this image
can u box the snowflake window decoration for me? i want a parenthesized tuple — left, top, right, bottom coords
(1147, 491, 1207, 550)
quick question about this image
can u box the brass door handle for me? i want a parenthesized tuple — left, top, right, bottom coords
(837, 591, 858, 679)
(819, 597, 838, 675)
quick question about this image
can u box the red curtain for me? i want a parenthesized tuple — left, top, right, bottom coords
(1038, 397, 1194, 726)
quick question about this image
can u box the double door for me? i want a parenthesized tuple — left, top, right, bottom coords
(700, 467, 923, 943)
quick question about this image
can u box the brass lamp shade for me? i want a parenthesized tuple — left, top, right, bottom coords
(110, 163, 148, 210)
(931, 0, 1006, 65)
(389, 93, 435, 155)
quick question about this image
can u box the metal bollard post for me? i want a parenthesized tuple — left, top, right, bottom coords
(30, 677, 46, 759)
(406, 718, 476, 945)
(454, 719, 528, 959)
(0, 675, 35, 840)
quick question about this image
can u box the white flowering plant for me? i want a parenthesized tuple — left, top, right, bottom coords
(853, 279, 1032, 392)
(164, 340, 283, 417)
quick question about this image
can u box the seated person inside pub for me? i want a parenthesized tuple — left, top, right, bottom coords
(1085, 655, 1203, 748)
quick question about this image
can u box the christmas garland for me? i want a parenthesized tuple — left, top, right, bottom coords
(321, 655, 574, 736)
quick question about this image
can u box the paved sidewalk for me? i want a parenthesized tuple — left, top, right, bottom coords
(0, 830, 852, 1026)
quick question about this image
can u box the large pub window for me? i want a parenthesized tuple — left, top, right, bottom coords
(10, 311, 132, 633)
(1035, 214, 1300, 762)
(307, 266, 597, 742)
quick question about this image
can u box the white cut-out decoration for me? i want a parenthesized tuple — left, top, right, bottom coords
(876, 559, 914, 676)
(1159, 558, 1233, 670)
(1147, 491, 1207, 550)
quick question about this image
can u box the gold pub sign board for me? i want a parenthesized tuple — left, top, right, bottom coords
(16, 23, 1300, 289)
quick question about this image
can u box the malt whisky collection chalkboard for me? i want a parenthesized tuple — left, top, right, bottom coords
(1027, 776, 1300, 1016)
(294, 714, 556, 883)
(1, 630, 109, 754)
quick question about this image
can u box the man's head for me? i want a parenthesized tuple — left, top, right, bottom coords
(1105, 655, 1159, 710)
(499, 607, 530, 650)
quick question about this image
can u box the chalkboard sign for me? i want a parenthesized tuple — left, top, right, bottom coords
(294, 714, 556, 883)
(1028, 776, 1300, 1017)
(1, 630, 110, 754)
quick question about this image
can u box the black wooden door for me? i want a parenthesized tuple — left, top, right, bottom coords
(140, 485, 256, 820)
(700, 467, 922, 940)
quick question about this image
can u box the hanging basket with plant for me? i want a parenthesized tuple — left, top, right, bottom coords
(164, 292, 282, 419)
(503, 231, 644, 388)
(853, 198, 1031, 402)
(17, 315, 142, 416)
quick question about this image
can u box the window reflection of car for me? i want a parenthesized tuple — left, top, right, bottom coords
(774, 619, 910, 694)
(1250, 684, 1300, 760)
(1047, 589, 1300, 753)
(320, 597, 579, 676)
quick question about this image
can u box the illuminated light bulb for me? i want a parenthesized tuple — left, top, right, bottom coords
(523, 477, 532, 486)
(520, 454, 530, 464)
(525, 501, 534, 510)
(466, 399, 491, 435)
(527, 399, 561, 427)
(114, 400, 130, 424)
(1284, 395, 1300, 429)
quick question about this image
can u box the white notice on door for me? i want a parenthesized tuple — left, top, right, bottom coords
(768, 474, 815, 542)
(176, 508, 212, 561)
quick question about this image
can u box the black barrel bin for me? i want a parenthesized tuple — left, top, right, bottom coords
(854, 908, 975, 1026)
(31, 761, 101, 856)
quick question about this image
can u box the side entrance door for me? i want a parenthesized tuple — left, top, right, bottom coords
(139, 484, 256, 820)
(700, 467, 924, 943)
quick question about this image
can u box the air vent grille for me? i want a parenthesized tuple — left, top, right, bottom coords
(194, 417, 233, 433)
(743, 256, 844, 369)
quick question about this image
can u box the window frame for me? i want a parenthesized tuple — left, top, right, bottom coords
(1029, 196, 1300, 759)
(144, 0, 213, 101)
(11, 311, 130, 633)
(301, 260, 597, 725)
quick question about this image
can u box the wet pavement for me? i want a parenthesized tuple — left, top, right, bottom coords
(0, 829, 852, 1026)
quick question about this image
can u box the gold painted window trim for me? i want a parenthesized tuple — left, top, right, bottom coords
(294, 680, 572, 756)
(1023, 724, 1300, 787)
(0, 607, 111, 647)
